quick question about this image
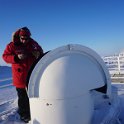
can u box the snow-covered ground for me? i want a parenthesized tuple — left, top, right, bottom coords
(0, 71, 124, 124)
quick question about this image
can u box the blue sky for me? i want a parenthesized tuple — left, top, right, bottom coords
(0, 0, 124, 65)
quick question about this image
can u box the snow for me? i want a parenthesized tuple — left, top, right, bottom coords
(0, 69, 24, 124)
(0, 72, 124, 124)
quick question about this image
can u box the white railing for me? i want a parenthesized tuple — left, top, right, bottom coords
(103, 54, 124, 74)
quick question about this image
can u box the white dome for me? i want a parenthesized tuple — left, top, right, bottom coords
(28, 44, 111, 124)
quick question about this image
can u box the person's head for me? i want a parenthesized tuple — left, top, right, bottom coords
(19, 27, 31, 44)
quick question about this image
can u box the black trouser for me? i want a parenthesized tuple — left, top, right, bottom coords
(16, 88, 30, 118)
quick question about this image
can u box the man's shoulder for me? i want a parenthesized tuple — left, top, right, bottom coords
(29, 38, 38, 44)
(7, 41, 14, 46)
(28, 39, 39, 46)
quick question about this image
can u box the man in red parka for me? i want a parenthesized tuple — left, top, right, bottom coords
(2, 27, 43, 123)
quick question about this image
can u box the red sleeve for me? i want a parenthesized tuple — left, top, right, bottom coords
(2, 43, 17, 64)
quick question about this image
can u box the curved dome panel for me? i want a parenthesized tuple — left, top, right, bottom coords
(28, 44, 112, 124)
(28, 44, 111, 98)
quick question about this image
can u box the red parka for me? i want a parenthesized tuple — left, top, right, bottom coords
(2, 38, 43, 88)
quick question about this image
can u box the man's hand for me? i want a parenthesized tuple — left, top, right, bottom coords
(18, 54, 27, 60)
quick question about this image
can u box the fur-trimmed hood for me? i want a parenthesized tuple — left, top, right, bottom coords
(12, 27, 31, 45)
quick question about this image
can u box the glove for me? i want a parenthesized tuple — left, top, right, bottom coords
(32, 51, 40, 59)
